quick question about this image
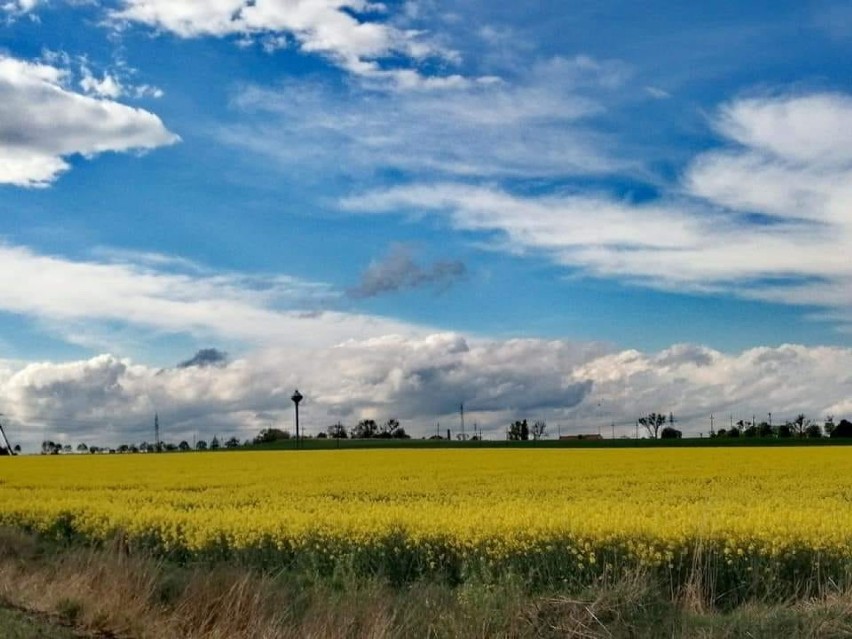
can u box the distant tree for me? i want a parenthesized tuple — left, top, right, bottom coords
(196, 440, 208, 451)
(13, 444, 21, 454)
(777, 424, 793, 438)
(638, 413, 667, 439)
(76, 443, 88, 453)
(165, 443, 178, 452)
(791, 414, 812, 438)
(225, 437, 240, 449)
(715, 429, 727, 438)
(508, 419, 529, 441)
(757, 422, 773, 438)
(327, 423, 348, 439)
(830, 419, 852, 438)
(42, 441, 58, 455)
(824, 416, 836, 437)
(727, 427, 740, 438)
(379, 418, 401, 439)
(737, 420, 757, 437)
(351, 419, 379, 439)
(253, 428, 290, 444)
(316, 432, 328, 439)
(178, 441, 191, 452)
(805, 423, 823, 438)
(210, 436, 221, 450)
(531, 420, 547, 441)
(660, 426, 682, 439)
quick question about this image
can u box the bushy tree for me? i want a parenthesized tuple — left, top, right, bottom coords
(196, 440, 208, 451)
(253, 428, 290, 444)
(777, 424, 792, 438)
(660, 426, 682, 439)
(531, 420, 547, 441)
(830, 419, 852, 438)
(327, 423, 348, 439)
(210, 436, 220, 450)
(225, 437, 240, 449)
(824, 416, 836, 437)
(351, 419, 379, 439)
(508, 419, 529, 441)
(178, 441, 190, 451)
(806, 423, 823, 438)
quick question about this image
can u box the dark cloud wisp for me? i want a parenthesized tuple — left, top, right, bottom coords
(177, 348, 229, 369)
(348, 247, 467, 299)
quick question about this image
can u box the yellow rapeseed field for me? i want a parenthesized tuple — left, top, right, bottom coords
(1, 448, 850, 591)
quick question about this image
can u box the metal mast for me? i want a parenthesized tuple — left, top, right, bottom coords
(0, 415, 15, 455)
(154, 413, 160, 452)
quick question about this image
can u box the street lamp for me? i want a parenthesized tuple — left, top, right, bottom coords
(291, 390, 303, 449)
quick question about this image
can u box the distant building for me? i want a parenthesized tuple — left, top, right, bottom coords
(559, 434, 604, 441)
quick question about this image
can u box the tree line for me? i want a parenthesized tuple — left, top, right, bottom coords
(636, 412, 852, 440)
(254, 418, 410, 443)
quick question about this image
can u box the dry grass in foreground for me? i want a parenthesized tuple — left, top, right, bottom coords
(1, 529, 852, 638)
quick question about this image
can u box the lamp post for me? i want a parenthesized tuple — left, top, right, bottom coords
(291, 390, 303, 450)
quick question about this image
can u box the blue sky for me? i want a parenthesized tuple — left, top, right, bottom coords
(1, 1, 852, 446)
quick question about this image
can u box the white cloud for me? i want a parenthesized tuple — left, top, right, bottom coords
(3, 338, 851, 452)
(224, 56, 627, 180)
(342, 92, 852, 324)
(110, 0, 457, 83)
(1, 0, 40, 14)
(79, 68, 124, 99)
(0, 242, 427, 348)
(0, 54, 178, 187)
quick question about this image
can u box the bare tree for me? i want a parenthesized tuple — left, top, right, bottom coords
(791, 414, 812, 438)
(531, 420, 547, 441)
(638, 412, 667, 439)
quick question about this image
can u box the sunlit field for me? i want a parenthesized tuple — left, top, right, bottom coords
(2, 449, 851, 601)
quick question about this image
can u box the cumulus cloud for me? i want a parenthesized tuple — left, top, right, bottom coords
(224, 56, 626, 180)
(343, 91, 852, 326)
(2, 337, 851, 452)
(0, 54, 178, 187)
(348, 245, 466, 298)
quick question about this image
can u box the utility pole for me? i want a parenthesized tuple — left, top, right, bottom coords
(154, 413, 160, 453)
(460, 403, 465, 441)
(611, 421, 615, 439)
(768, 412, 772, 428)
(710, 414, 715, 437)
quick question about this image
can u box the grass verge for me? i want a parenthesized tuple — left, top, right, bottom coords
(2, 528, 852, 638)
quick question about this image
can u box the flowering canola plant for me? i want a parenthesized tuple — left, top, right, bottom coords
(1, 448, 850, 591)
